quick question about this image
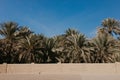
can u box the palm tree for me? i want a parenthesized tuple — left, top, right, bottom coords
(91, 28, 120, 63)
(56, 28, 91, 63)
(41, 37, 59, 63)
(17, 26, 33, 38)
(0, 22, 19, 63)
(102, 18, 120, 35)
(17, 34, 46, 63)
(65, 28, 79, 36)
(0, 22, 19, 41)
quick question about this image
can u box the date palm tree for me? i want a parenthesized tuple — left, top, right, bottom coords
(0, 22, 19, 41)
(56, 28, 91, 63)
(91, 28, 120, 63)
(0, 22, 19, 63)
(102, 18, 120, 35)
(41, 37, 59, 63)
(17, 34, 46, 63)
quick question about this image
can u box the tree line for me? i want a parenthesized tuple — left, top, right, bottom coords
(0, 18, 120, 63)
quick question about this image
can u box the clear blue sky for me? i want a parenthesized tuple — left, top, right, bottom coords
(0, 0, 120, 37)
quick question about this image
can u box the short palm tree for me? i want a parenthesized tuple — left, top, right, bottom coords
(41, 37, 59, 63)
(17, 34, 46, 63)
(56, 28, 91, 63)
(0, 22, 19, 63)
(91, 28, 120, 63)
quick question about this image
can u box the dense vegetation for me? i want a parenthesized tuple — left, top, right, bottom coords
(0, 18, 120, 63)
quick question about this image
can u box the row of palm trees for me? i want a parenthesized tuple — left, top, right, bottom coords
(0, 18, 120, 63)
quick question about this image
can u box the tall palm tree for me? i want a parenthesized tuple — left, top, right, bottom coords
(102, 18, 120, 35)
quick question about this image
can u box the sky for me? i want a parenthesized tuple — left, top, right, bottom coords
(0, 0, 120, 37)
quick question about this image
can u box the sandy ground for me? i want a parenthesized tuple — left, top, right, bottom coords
(0, 73, 120, 80)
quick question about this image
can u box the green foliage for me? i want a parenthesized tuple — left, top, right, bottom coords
(0, 18, 120, 63)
